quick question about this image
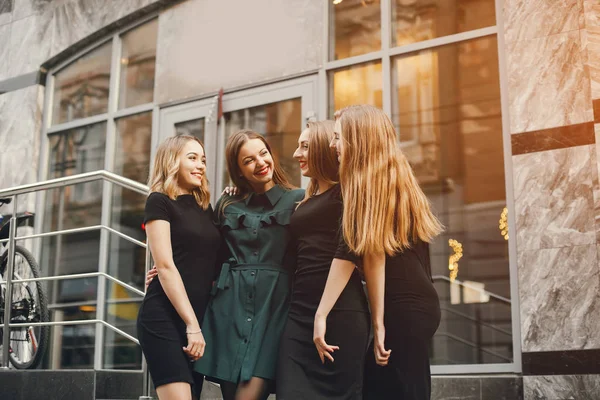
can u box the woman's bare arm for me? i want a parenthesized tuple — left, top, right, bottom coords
(363, 251, 391, 366)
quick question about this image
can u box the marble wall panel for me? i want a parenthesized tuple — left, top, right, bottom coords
(513, 145, 596, 251)
(504, 0, 584, 44)
(0, 85, 44, 214)
(0, 0, 13, 25)
(11, 0, 55, 22)
(49, 0, 155, 58)
(431, 377, 480, 400)
(584, 0, 600, 99)
(155, 0, 323, 104)
(518, 244, 600, 352)
(592, 126, 600, 242)
(507, 30, 593, 134)
(6, 11, 54, 77)
(0, 23, 10, 81)
(0, 85, 44, 152)
(524, 375, 600, 400)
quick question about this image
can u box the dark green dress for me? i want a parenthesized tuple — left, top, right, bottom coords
(194, 185, 305, 384)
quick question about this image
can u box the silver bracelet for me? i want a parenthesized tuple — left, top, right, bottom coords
(186, 329, 202, 334)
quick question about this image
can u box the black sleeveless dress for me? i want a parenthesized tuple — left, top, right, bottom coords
(137, 193, 221, 390)
(277, 185, 370, 399)
(363, 239, 441, 400)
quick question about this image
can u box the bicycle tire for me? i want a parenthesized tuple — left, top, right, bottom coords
(0, 245, 49, 369)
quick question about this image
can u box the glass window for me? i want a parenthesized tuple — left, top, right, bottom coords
(175, 118, 205, 142)
(52, 42, 112, 125)
(329, 61, 382, 115)
(114, 112, 152, 183)
(331, 0, 381, 60)
(103, 232, 144, 369)
(222, 98, 303, 188)
(118, 20, 158, 109)
(392, 36, 510, 364)
(392, 0, 496, 47)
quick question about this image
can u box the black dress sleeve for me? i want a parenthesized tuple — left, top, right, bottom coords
(144, 192, 171, 224)
(334, 226, 361, 266)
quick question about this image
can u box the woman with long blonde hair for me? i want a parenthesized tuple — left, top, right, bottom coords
(314, 105, 443, 400)
(277, 121, 370, 399)
(137, 135, 221, 400)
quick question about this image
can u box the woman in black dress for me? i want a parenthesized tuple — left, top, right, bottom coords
(137, 135, 221, 400)
(277, 121, 370, 399)
(320, 104, 443, 400)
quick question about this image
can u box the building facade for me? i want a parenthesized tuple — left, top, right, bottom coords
(0, 0, 598, 399)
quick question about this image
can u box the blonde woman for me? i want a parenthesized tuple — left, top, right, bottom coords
(137, 135, 221, 400)
(314, 105, 443, 400)
(277, 121, 369, 399)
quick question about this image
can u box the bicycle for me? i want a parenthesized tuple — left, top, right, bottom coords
(0, 197, 49, 369)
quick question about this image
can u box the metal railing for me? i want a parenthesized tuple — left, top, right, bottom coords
(432, 275, 513, 364)
(0, 170, 151, 398)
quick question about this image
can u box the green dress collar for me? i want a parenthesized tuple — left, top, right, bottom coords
(244, 184, 286, 206)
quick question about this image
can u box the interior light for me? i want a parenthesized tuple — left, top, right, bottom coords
(448, 239, 463, 282)
(333, 0, 343, 4)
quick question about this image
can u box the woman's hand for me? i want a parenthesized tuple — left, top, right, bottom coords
(313, 313, 339, 364)
(145, 266, 158, 289)
(222, 186, 239, 196)
(373, 324, 391, 366)
(183, 325, 206, 362)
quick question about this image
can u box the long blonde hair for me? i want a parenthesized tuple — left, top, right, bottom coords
(335, 104, 443, 256)
(220, 129, 294, 213)
(297, 120, 339, 207)
(148, 135, 210, 209)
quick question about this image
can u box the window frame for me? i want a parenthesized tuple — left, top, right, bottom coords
(37, 13, 159, 371)
(321, 0, 522, 374)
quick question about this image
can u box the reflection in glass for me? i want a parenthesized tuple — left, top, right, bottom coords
(39, 231, 101, 368)
(175, 118, 205, 142)
(331, 0, 381, 60)
(392, 36, 510, 364)
(118, 19, 158, 109)
(52, 42, 112, 125)
(330, 61, 382, 115)
(104, 233, 144, 369)
(393, 0, 496, 47)
(46, 123, 107, 233)
(114, 112, 152, 183)
(50, 320, 97, 369)
(222, 98, 302, 189)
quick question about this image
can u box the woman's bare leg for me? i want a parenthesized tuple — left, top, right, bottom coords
(156, 382, 192, 400)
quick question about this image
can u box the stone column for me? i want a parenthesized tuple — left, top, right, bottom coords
(503, 0, 600, 398)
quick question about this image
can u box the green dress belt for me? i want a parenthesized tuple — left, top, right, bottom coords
(194, 258, 291, 383)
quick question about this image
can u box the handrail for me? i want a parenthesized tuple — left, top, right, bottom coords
(0, 271, 145, 297)
(432, 275, 512, 304)
(0, 170, 150, 387)
(0, 225, 146, 248)
(435, 331, 513, 362)
(0, 169, 148, 197)
(440, 305, 512, 337)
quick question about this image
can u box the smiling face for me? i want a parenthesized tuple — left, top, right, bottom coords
(238, 138, 275, 193)
(177, 139, 206, 193)
(293, 128, 311, 177)
(330, 119, 344, 162)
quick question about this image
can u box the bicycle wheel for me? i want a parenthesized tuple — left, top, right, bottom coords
(0, 245, 49, 369)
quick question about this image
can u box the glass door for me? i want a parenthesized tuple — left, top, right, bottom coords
(159, 75, 317, 200)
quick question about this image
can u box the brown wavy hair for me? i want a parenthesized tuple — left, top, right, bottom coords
(335, 104, 443, 256)
(148, 135, 210, 209)
(297, 120, 339, 208)
(220, 129, 294, 213)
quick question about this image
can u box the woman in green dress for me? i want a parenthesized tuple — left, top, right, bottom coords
(194, 129, 304, 400)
